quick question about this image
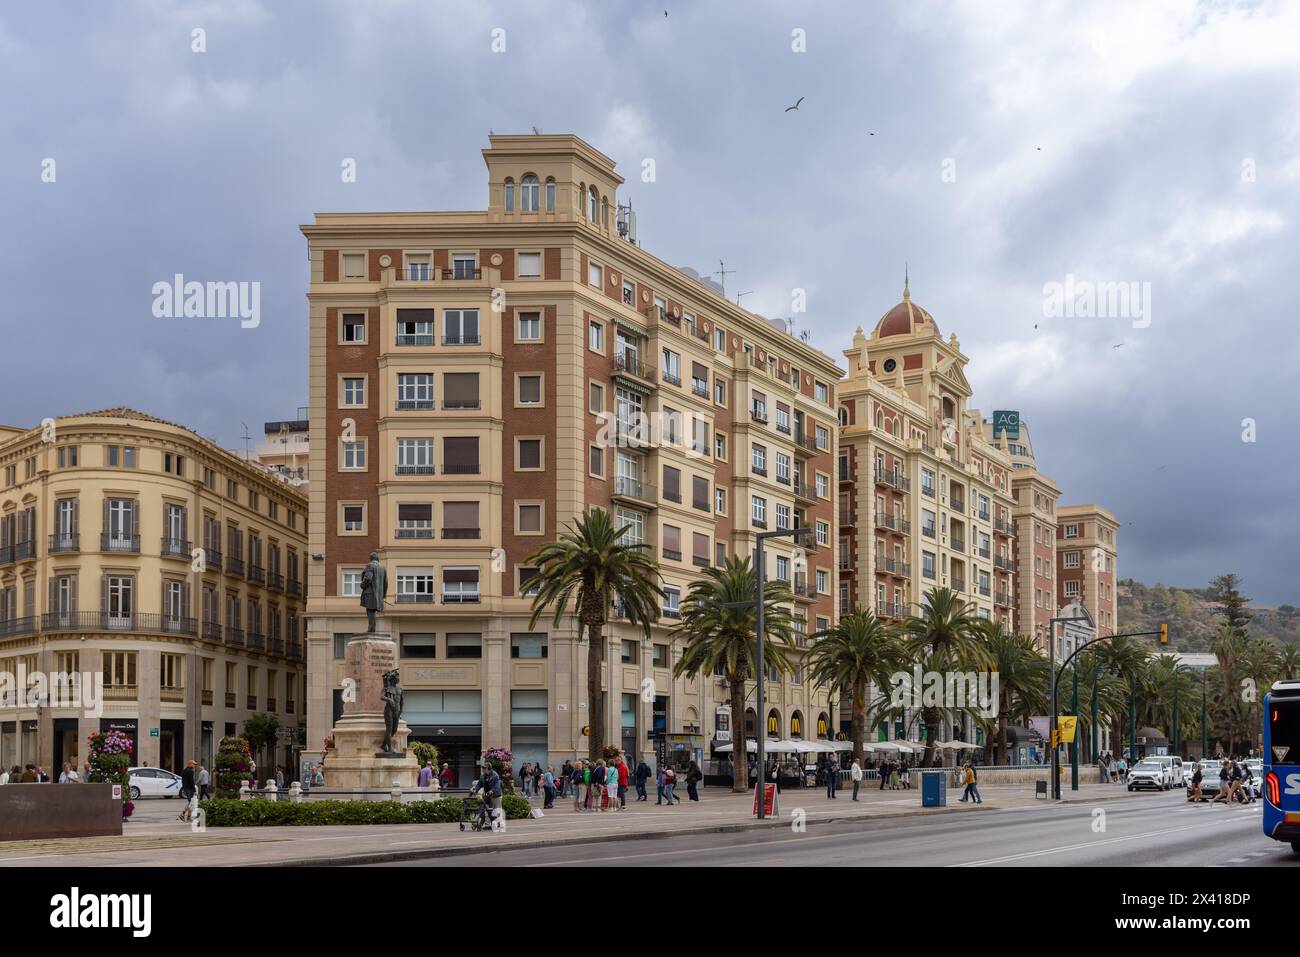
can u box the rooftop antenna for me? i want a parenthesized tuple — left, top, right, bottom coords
(240, 422, 252, 461)
(531, 126, 541, 135)
(712, 260, 734, 296)
(735, 290, 754, 306)
(616, 199, 637, 245)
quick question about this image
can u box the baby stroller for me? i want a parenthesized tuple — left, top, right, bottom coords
(459, 784, 500, 832)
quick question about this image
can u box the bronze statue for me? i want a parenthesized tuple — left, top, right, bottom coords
(380, 669, 403, 754)
(360, 551, 387, 632)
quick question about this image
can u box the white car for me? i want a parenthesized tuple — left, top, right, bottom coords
(1127, 759, 1172, 791)
(1151, 755, 1185, 787)
(127, 766, 182, 800)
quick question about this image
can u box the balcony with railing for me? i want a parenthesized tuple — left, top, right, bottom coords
(976, 546, 991, 559)
(442, 332, 482, 345)
(948, 497, 965, 513)
(951, 537, 965, 554)
(225, 625, 245, 647)
(875, 467, 910, 492)
(395, 526, 434, 540)
(612, 475, 656, 505)
(40, 611, 195, 636)
(226, 554, 245, 576)
(0, 544, 11, 565)
(247, 631, 265, 652)
(48, 532, 79, 553)
(286, 699, 296, 714)
(246, 694, 257, 710)
(0, 616, 38, 639)
(104, 684, 137, 701)
(791, 578, 817, 601)
(287, 640, 303, 660)
(661, 605, 682, 620)
(921, 524, 937, 540)
(876, 513, 911, 535)
(267, 697, 278, 712)
(202, 689, 214, 706)
(204, 547, 223, 570)
(692, 554, 711, 568)
(876, 557, 911, 577)
(662, 548, 683, 562)
(101, 533, 140, 554)
(691, 380, 709, 399)
(977, 509, 991, 522)
(794, 430, 820, 456)
(877, 602, 907, 619)
(248, 564, 266, 584)
(395, 397, 435, 411)
(661, 369, 682, 387)
(994, 555, 1016, 571)
(268, 572, 285, 591)
(978, 583, 991, 597)
(442, 461, 480, 475)
(287, 578, 302, 598)
(951, 578, 966, 593)
(995, 591, 1013, 607)
(202, 619, 221, 642)
(160, 537, 191, 559)
(396, 591, 435, 604)
(612, 353, 656, 384)
(270, 637, 285, 656)
(13, 539, 34, 561)
(395, 463, 436, 476)
(792, 479, 816, 504)
(160, 685, 184, 704)
(994, 518, 1014, 535)
(839, 510, 855, 527)
(750, 407, 769, 425)
(442, 588, 482, 604)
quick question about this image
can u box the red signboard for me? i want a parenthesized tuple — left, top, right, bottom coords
(752, 782, 778, 817)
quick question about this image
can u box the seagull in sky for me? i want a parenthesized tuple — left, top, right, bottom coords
(785, 97, 804, 112)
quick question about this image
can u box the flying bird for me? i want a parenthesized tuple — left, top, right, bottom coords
(785, 97, 804, 112)
(1113, 342, 1125, 348)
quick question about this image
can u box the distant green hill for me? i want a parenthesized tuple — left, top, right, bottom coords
(1117, 578, 1299, 652)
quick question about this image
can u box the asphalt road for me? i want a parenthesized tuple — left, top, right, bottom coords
(371, 791, 1300, 867)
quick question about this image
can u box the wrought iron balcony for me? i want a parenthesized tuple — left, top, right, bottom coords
(48, 532, 79, 553)
(0, 616, 38, 639)
(286, 579, 302, 597)
(101, 534, 140, 553)
(692, 381, 709, 398)
(750, 408, 769, 425)
(661, 370, 682, 387)
(951, 578, 966, 593)
(202, 619, 222, 642)
(877, 602, 907, 619)
(160, 537, 191, 559)
(662, 549, 682, 562)
(995, 518, 1014, 535)
(248, 564, 265, 584)
(247, 631, 265, 652)
(396, 333, 435, 346)
(874, 468, 910, 492)
(396, 593, 435, 604)
(226, 555, 245, 576)
(612, 475, 656, 503)
(268, 572, 285, 591)
(876, 513, 911, 534)
(951, 538, 966, 553)
(395, 527, 434, 539)
(225, 691, 237, 708)
(442, 462, 480, 475)
(995, 591, 1013, 607)
(13, 540, 34, 561)
(994, 555, 1016, 571)
(442, 590, 482, 604)
(396, 399, 435, 411)
(613, 353, 656, 382)
(442, 334, 482, 345)
(226, 625, 245, 647)
(395, 464, 436, 475)
(876, 558, 911, 577)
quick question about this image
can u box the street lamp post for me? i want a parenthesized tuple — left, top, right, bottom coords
(1049, 611, 1092, 800)
(1201, 672, 1208, 759)
(733, 525, 814, 820)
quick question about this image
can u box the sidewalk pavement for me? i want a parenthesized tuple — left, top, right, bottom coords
(0, 779, 1153, 867)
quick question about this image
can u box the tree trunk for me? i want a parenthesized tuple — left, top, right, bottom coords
(921, 707, 939, 767)
(730, 673, 748, 793)
(585, 617, 605, 763)
(851, 678, 865, 765)
(997, 710, 1008, 766)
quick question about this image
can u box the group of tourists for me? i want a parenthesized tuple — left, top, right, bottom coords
(1097, 753, 1129, 783)
(1187, 758, 1256, 804)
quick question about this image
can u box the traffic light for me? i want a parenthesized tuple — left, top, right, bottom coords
(1159, 623, 1168, 645)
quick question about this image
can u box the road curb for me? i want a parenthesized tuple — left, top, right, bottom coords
(243, 788, 1154, 867)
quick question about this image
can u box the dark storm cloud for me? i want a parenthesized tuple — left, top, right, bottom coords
(0, 0, 1295, 600)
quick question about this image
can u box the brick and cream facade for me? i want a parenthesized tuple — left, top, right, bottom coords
(303, 134, 843, 783)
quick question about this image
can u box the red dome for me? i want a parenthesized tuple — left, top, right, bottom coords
(875, 297, 939, 339)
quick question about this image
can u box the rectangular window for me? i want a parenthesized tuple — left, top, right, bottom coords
(589, 320, 604, 351)
(922, 552, 936, 579)
(513, 633, 549, 660)
(442, 568, 481, 604)
(442, 436, 479, 474)
(517, 374, 542, 405)
(395, 439, 434, 475)
(342, 376, 366, 406)
(714, 327, 726, 351)
(443, 308, 480, 345)
(692, 475, 709, 511)
(517, 438, 543, 470)
(661, 349, 681, 386)
(517, 311, 541, 341)
(518, 252, 541, 277)
(715, 488, 726, 515)
(443, 501, 480, 539)
(341, 440, 366, 470)
(752, 496, 767, 527)
(517, 503, 543, 533)
(775, 503, 790, 530)
(342, 253, 365, 280)
(451, 253, 476, 279)
(815, 424, 830, 450)
(395, 373, 435, 410)
(589, 381, 605, 414)
(662, 466, 681, 503)
(342, 505, 364, 532)
(396, 504, 432, 538)
(342, 312, 366, 342)
(400, 633, 437, 659)
(816, 521, 829, 546)
(588, 262, 603, 288)
(446, 633, 483, 659)
(662, 524, 682, 561)
(395, 308, 434, 345)
(622, 279, 635, 305)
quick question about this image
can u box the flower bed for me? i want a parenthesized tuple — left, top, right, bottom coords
(86, 729, 134, 819)
(197, 794, 532, 826)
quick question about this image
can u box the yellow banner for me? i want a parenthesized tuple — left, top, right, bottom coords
(1056, 716, 1078, 744)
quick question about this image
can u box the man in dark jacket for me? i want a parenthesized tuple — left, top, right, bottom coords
(179, 760, 197, 822)
(634, 759, 652, 801)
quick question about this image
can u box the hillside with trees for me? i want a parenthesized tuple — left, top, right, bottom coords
(1118, 577, 1298, 652)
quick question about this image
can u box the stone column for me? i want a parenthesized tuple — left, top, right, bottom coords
(482, 621, 508, 754)
(137, 648, 161, 768)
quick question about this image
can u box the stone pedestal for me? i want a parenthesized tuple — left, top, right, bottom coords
(321, 632, 420, 793)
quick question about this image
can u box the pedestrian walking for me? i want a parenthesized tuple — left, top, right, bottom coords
(198, 763, 211, 800)
(959, 763, 982, 803)
(635, 758, 651, 801)
(655, 763, 668, 805)
(616, 757, 629, 809)
(663, 764, 679, 804)
(850, 759, 863, 801)
(686, 761, 702, 801)
(571, 761, 585, 811)
(900, 759, 911, 790)
(541, 766, 556, 809)
(1188, 762, 1204, 802)
(560, 759, 573, 798)
(178, 760, 198, 822)
(418, 761, 434, 788)
(879, 757, 891, 790)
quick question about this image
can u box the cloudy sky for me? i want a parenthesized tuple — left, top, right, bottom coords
(1, 0, 1296, 602)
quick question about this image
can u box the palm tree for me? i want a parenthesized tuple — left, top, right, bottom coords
(1278, 643, 1300, 681)
(981, 622, 1047, 764)
(1094, 635, 1151, 759)
(899, 587, 991, 767)
(1209, 624, 1244, 750)
(806, 609, 906, 764)
(672, 556, 797, 793)
(1239, 638, 1280, 754)
(526, 509, 663, 762)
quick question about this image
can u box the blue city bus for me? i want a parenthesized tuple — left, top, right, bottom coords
(1262, 679, 1300, 852)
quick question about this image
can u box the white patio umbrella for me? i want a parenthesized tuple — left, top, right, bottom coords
(768, 739, 801, 753)
(868, 741, 902, 752)
(832, 740, 857, 751)
(715, 739, 758, 753)
(791, 740, 823, 754)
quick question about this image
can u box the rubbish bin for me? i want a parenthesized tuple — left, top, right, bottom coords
(921, 770, 947, 807)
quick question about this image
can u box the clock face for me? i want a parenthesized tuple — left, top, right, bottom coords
(883, 358, 897, 373)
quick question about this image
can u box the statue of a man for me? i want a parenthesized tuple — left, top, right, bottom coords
(360, 551, 387, 633)
(380, 669, 403, 753)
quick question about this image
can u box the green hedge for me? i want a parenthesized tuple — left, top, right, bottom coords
(197, 794, 533, 827)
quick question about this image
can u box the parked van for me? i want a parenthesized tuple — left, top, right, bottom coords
(1151, 755, 1184, 788)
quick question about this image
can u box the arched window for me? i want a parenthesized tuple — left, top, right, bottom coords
(892, 418, 901, 438)
(875, 410, 884, 429)
(790, 711, 804, 738)
(545, 177, 556, 211)
(521, 174, 539, 212)
(839, 407, 849, 427)
(744, 707, 758, 738)
(766, 709, 781, 737)
(942, 396, 956, 421)
(589, 186, 600, 223)
(503, 178, 515, 212)
(817, 713, 830, 738)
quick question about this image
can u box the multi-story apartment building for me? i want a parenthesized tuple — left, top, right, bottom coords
(0, 408, 308, 775)
(241, 413, 310, 491)
(1010, 470, 1062, 644)
(837, 285, 1019, 742)
(1056, 504, 1119, 636)
(302, 134, 842, 783)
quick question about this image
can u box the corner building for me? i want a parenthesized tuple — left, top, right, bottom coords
(303, 134, 843, 783)
(0, 409, 308, 773)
